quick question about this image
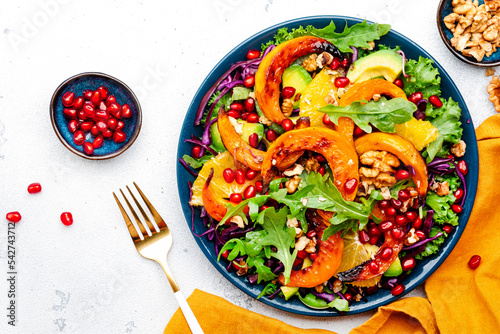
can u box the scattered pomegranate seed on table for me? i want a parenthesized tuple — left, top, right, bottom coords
(6, 212, 21, 223)
(468, 255, 481, 269)
(60, 212, 73, 226)
(27, 183, 42, 194)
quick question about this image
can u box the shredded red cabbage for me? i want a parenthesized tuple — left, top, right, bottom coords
(350, 46, 358, 63)
(452, 161, 467, 207)
(178, 157, 199, 177)
(185, 136, 217, 156)
(311, 290, 336, 303)
(423, 210, 434, 237)
(402, 232, 444, 251)
(397, 50, 409, 78)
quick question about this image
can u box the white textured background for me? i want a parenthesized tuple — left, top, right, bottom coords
(0, 0, 495, 333)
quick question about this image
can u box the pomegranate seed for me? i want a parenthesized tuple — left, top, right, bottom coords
(454, 189, 464, 202)
(95, 110, 109, 121)
(281, 86, 296, 99)
(391, 228, 405, 240)
(359, 230, 370, 244)
(293, 258, 303, 267)
(398, 189, 410, 202)
(443, 225, 453, 234)
(116, 121, 125, 131)
(379, 200, 390, 209)
(318, 166, 326, 176)
(408, 92, 423, 104)
(451, 204, 463, 214)
(415, 230, 426, 239)
(241, 112, 249, 120)
(83, 102, 95, 117)
(393, 78, 404, 88)
(77, 109, 87, 121)
(230, 102, 244, 111)
(379, 220, 394, 232)
(106, 95, 117, 106)
(235, 169, 246, 184)
(395, 169, 410, 180)
(244, 75, 255, 88)
(73, 96, 84, 109)
(244, 98, 255, 112)
(113, 131, 127, 144)
(107, 102, 121, 114)
(345, 292, 352, 301)
(369, 261, 379, 273)
(96, 121, 107, 132)
(323, 113, 333, 126)
(93, 135, 104, 149)
(413, 217, 423, 229)
(6, 212, 21, 223)
(27, 183, 42, 194)
(221, 250, 230, 259)
(67, 120, 79, 133)
(97, 86, 109, 99)
(90, 90, 101, 106)
(402, 257, 416, 271)
(191, 145, 201, 158)
(60, 212, 73, 226)
(249, 133, 259, 148)
(395, 214, 408, 226)
(121, 104, 132, 118)
(369, 235, 379, 245)
(309, 253, 318, 261)
(354, 125, 366, 137)
(457, 160, 468, 175)
(102, 129, 113, 139)
(83, 142, 94, 155)
(468, 255, 481, 269)
(245, 169, 257, 180)
(344, 178, 358, 194)
(405, 211, 417, 222)
(329, 58, 341, 70)
(243, 185, 256, 199)
(381, 247, 393, 260)
(341, 58, 350, 68)
(369, 227, 381, 236)
(391, 284, 405, 296)
(259, 205, 268, 212)
(230, 193, 242, 204)
(63, 108, 77, 119)
(227, 110, 241, 118)
(429, 95, 443, 108)
(246, 113, 259, 123)
(306, 230, 316, 238)
(73, 130, 85, 145)
(107, 118, 117, 130)
(83, 89, 93, 100)
(281, 119, 294, 131)
(246, 49, 260, 60)
(297, 250, 308, 259)
(391, 199, 403, 209)
(80, 121, 94, 132)
(334, 77, 350, 88)
(90, 125, 100, 136)
(315, 154, 326, 163)
(386, 207, 397, 217)
(255, 181, 263, 193)
(223, 168, 235, 183)
(62, 91, 75, 107)
(266, 129, 277, 141)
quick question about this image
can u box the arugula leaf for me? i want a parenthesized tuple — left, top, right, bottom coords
(426, 192, 458, 226)
(320, 97, 416, 134)
(390, 179, 416, 198)
(415, 226, 446, 260)
(247, 256, 277, 283)
(309, 20, 391, 53)
(257, 282, 278, 299)
(181, 154, 214, 169)
(403, 56, 441, 98)
(218, 195, 269, 226)
(255, 208, 297, 284)
(425, 98, 463, 162)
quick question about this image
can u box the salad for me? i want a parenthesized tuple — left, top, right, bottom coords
(180, 20, 467, 313)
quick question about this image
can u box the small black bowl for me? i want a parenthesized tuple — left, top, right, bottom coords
(437, 0, 500, 66)
(50, 72, 142, 160)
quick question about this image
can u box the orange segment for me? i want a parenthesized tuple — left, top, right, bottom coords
(395, 117, 439, 151)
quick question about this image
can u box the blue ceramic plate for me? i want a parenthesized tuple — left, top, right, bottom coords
(177, 16, 479, 316)
(50, 72, 142, 160)
(437, 0, 500, 66)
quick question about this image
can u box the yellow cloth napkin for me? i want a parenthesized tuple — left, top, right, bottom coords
(165, 114, 500, 334)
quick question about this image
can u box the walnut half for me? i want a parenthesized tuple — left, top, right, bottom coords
(358, 150, 400, 189)
(487, 75, 500, 112)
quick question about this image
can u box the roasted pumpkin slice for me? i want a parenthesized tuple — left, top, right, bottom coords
(279, 210, 344, 288)
(354, 132, 428, 196)
(255, 36, 338, 124)
(261, 127, 359, 201)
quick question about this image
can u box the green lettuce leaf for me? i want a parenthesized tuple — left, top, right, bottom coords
(415, 226, 446, 260)
(320, 97, 416, 133)
(181, 154, 214, 169)
(403, 56, 441, 98)
(426, 192, 458, 226)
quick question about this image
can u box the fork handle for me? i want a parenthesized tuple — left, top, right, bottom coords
(174, 290, 204, 334)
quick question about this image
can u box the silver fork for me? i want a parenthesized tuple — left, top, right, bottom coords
(113, 182, 204, 334)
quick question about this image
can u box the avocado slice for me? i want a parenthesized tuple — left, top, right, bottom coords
(383, 257, 403, 277)
(241, 122, 264, 145)
(282, 64, 312, 108)
(210, 123, 226, 152)
(346, 50, 403, 84)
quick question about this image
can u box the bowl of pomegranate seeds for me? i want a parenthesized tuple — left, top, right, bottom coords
(50, 72, 142, 160)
